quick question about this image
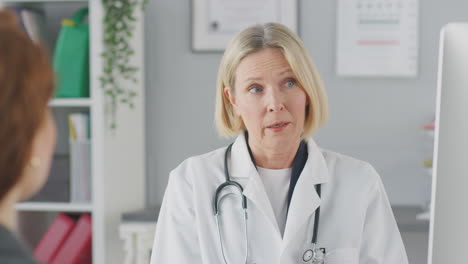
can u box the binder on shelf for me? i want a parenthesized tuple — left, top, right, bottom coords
(51, 214, 92, 264)
(33, 213, 76, 263)
(69, 113, 91, 203)
(70, 140, 91, 202)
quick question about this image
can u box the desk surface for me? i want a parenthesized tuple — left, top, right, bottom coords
(392, 206, 429, 233)
(121, 207, 160, 222)
(121, 205, 430, 233)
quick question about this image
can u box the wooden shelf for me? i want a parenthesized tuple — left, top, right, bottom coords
(16, 202, 93, 212)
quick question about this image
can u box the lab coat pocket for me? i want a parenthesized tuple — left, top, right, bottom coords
(325, 248, 359, 264)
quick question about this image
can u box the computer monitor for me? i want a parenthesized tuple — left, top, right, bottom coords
(428, 23, 468, 264)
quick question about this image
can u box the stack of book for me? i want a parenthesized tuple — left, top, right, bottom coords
(34, 213, 92, 264)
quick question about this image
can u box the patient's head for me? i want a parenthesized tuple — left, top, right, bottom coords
(0, 9, 56, 205)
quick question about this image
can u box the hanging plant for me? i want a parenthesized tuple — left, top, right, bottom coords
(100, 0, 149, 129)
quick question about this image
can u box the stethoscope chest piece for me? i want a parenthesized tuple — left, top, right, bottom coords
(302, 245, 326, 264)
(302, 249, 314, 262)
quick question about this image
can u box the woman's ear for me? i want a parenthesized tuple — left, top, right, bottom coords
(224, 86, 235, 104)
(224, 86, 239, 115)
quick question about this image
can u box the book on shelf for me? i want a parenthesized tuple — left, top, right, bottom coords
(34, 213, 76, 263)
(51, 213, 92, 264)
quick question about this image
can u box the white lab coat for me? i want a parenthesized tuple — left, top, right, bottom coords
(150, 134, 408, 264)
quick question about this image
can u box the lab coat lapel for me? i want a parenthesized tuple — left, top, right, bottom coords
(229, 134, 281, 236)
(282, 139, 329, 249)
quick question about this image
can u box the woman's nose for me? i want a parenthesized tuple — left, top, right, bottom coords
(267, 90, 285, 112)
(268, 103, 284, 112)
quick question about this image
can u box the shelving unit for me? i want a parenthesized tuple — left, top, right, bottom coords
(5, 1, 146, 263)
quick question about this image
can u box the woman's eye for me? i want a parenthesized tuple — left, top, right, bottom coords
(248, 86, 263, 93)
(285, 79, 296, 87)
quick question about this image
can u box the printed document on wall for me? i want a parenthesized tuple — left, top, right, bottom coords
(208, 0, 279, 34)
(336, 0, 419, 77)
(193, 0, 297, 51)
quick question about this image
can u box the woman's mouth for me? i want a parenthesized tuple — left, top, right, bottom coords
(267, 122, 290, 131)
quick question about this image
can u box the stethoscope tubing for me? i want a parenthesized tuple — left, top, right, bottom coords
(213, 143, 322, 264)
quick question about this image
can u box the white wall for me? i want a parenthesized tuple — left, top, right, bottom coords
(145, 0, 468, 206)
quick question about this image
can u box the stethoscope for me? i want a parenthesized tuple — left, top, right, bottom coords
(213, 143, 326, 264)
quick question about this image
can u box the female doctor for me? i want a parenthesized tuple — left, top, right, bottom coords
(150, 23, 408, 264)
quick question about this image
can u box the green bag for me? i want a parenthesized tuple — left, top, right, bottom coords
(53, 8, 89, 98)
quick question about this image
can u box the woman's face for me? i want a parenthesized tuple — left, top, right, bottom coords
(225, 48, 307, 151)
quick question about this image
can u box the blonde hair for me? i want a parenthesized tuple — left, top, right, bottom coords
(215, 23, 329, 138)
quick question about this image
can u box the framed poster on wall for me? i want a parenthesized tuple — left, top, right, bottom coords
(336, 0, 419, 77)
(192, 0, 298, 51)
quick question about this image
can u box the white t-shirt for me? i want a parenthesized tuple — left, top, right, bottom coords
(257, 167, 292, 237)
